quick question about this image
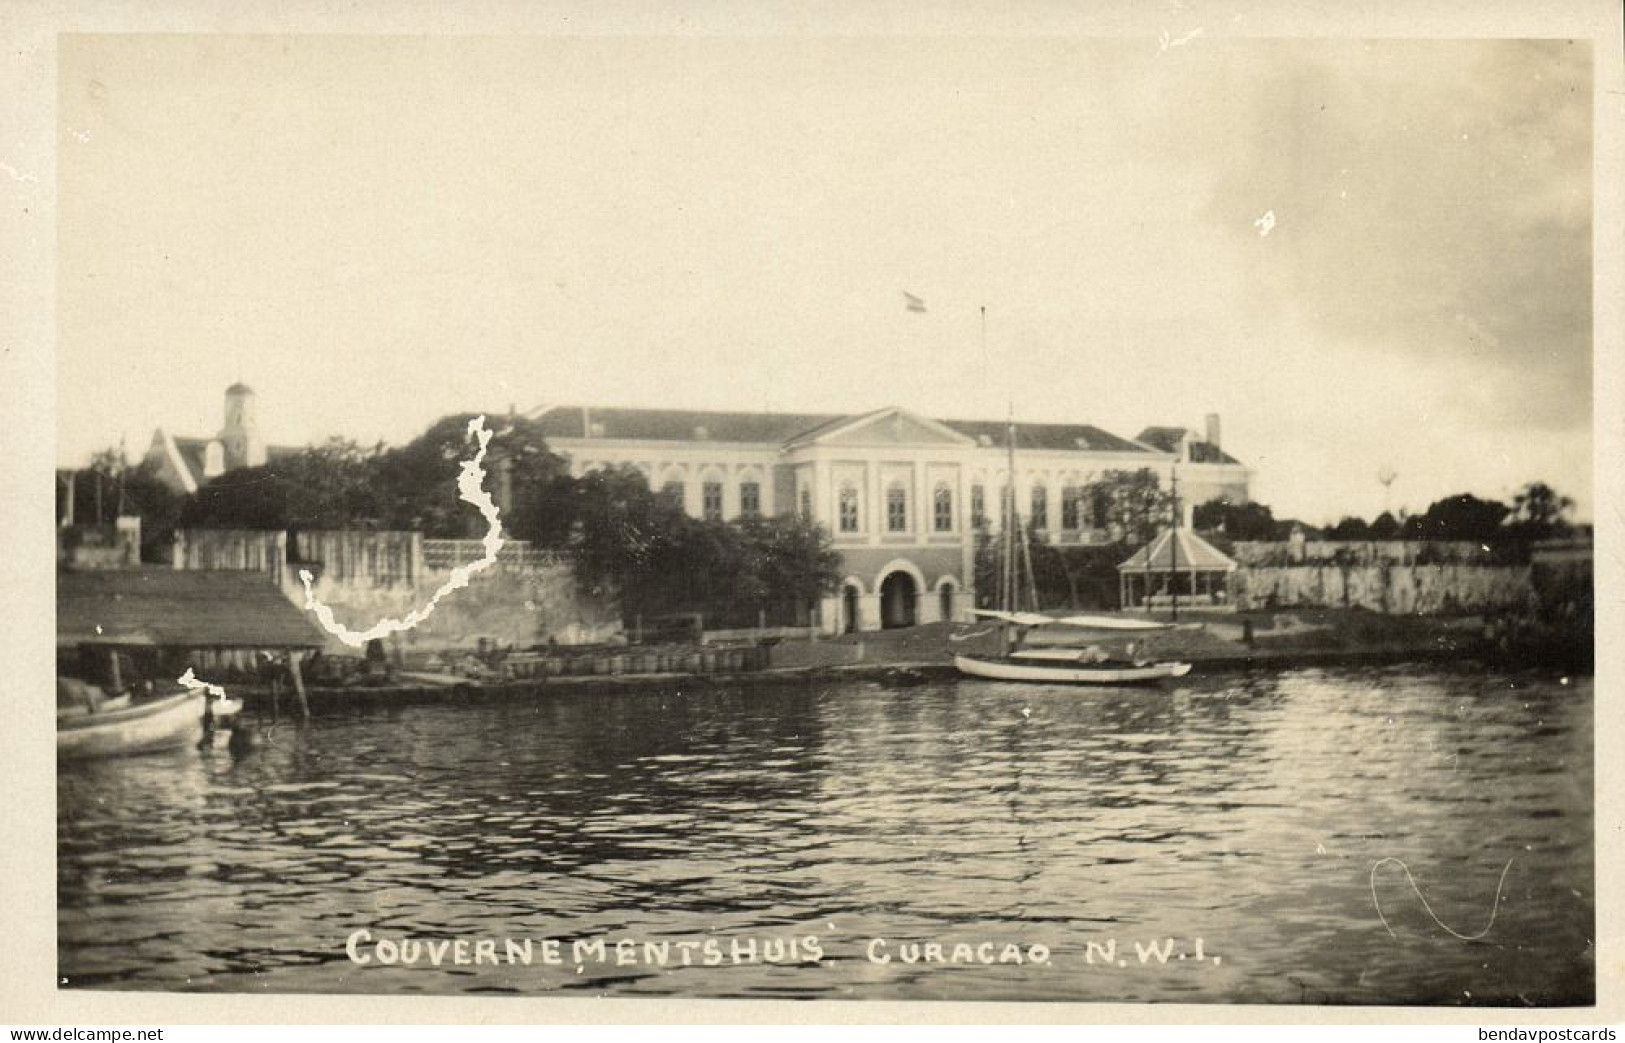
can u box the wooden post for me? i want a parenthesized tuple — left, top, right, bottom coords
(288, 652, 310, 720)
(106, 648, 122, 695)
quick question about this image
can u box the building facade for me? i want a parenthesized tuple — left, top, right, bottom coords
(534, 405, 1251, 633)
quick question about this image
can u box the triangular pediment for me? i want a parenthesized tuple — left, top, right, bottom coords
(788, 408, 975, 449)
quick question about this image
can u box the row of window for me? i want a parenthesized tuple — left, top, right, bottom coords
(660, 480, 762, 522)
(659, 476, 1109, 532)
(829, 481, 1109, 534)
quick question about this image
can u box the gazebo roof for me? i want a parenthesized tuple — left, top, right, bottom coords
(1117, 527, 1237, 573)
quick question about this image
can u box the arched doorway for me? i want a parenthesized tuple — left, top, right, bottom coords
(939, 582, 956, 622)
(879, 571, 918, 629)
(842, 584, 861, 634)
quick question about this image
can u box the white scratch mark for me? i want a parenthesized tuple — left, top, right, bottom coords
(177, 667, 228, 699)
(1253, 209, 1276, 236)
(1158, 26, 1205, 52)
(176, 666, 238, 712)
(299, 416, 505, 647)
(1, 162, 39, 183)
(1370, 856, 1515, 941)
(69, 127, 90, 142)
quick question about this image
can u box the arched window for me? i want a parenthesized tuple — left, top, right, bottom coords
(739, 480, 761, 518)
(970, 484, 986, 528)
(1030, 484, 1048, 531)
(838, 483, 860, 533)
(661, 480, 684, 505)
(800, 486, 813, 519)
(933, 483, 953, 532)
(702, 480, 724, 522)
(202, 440, 225, 477)
(886, 481, 908, 533)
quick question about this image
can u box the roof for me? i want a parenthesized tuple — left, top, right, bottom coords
(537, 405, 1156, 456)
(1117, 527, 1238, 572)
(943, 418, 1151, 454)
(1135, 426, 1241, 465)
(165, 436, 302, 488)
(58, 569, 326, 649)
(535, 406, 844, 445)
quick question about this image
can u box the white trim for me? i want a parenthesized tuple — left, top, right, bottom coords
(786, 406, 977, 449)
(154, 429, 198, 494)
(839, 574, 867, 595)
(873, 557, 928, 593)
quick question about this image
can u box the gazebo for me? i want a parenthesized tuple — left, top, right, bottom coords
(1117, 527, 1238, 611)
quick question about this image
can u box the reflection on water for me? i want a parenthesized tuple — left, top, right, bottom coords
(58, 667, 1593, 1004)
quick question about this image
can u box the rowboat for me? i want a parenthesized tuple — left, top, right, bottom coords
(57, 689, 207, 760)
(954, 651, 1191, 684)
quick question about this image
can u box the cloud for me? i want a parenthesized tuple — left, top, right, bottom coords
(1187, 40, 1592, 433)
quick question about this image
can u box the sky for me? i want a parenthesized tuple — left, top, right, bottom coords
(55, 34, 1594, 525)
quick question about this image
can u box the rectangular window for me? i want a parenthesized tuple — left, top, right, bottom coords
(1030, 486, 1048, 530)
(661, 481, 684, 506)
(702, 481, 724, 522)
(887, 483, 908, 533)
(839, 485, 860, 532)
(1062, 486, 1081, 531)
(800, 486, 812, 518)
(740, 481, 761, 518)
(971, 485, 985, 527)
(933, 486, 953, 532)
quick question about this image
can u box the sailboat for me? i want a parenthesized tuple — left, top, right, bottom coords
(952, 610, 1192, 683)
(952, 413, 1193, 685)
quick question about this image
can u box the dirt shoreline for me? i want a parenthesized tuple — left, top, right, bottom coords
(229, 612, 1585, 711)
(252, 644, 1516, 712)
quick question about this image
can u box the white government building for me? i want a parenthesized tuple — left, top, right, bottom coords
(534, 405, 1251, 633)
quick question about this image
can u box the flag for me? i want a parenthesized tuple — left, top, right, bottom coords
(903, 291, 927, 314)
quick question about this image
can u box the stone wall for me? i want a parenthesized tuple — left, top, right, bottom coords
(173, 528, 620, 650)
(292, 553, 620, 651)
(1233, 563, 1533, 614)
(173, 528, 287, 576)
(1230, 539, 1493, 567)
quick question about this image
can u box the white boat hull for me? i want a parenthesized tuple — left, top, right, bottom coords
(954, 654, 1191, 685)
(57, 690, 206, 759)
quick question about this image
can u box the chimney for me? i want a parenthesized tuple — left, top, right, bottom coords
(1204, 413, 1221, 448)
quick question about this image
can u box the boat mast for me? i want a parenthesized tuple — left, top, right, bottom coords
(1169, 465, 1180, 622)
(1004, 403, 1017, 612)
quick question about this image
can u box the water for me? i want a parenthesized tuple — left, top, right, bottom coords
(57, 666, 1593, 1005)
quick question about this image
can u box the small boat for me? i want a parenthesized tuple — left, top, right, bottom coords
(955, 652, 1191, 684)
(57, 687, 208, 759)
(953, 609, 1193, 685)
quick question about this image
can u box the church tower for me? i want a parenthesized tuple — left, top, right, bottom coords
(219, 383, 267, 470)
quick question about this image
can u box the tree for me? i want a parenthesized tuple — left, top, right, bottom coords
(1193, 497, 1277, 540)
(58, 451, 186, 561)
(1086, 468, 1172, 547)
(1507, 482, 1575, 542)
(736, 514, 843, 613)
(1325, 516, 1373, 540)
(1403, 493, 1510, 543)
(1369, 511, 1403, 540)
(375, 413, 564, 537)
(181, 438, 386, 532)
